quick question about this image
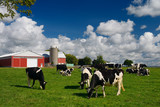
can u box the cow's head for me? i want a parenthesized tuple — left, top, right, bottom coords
(112, 72, 123, 85)
(78, 81, 87, 89)
(79, 73, 88, 89)
(40, 81, 47, 90)
(86, 88, 95, 99)
(70, 68, 74, 72)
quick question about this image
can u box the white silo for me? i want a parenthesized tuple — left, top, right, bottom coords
(50, 46, 58, 66)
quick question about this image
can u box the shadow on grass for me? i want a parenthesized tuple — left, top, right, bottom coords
(10, 85, 41, 90)
(64, 85, 79, 89)
(73, 93, 87, 98)
(73, 93, 104, 99)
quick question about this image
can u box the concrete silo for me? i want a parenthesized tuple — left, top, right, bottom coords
(50, 46, 58, 66)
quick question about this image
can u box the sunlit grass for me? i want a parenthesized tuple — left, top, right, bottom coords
(0, 67, 160, 106)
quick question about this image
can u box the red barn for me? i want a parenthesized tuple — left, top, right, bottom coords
(0, 50, 44, 67)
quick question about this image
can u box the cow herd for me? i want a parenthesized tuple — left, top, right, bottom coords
(25, 63, 149, 99)
(126, 63, 150, 76)
(79, 64, 125, 98)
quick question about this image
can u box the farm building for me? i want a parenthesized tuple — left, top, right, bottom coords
(0, 47, 66, 68)
(41, 51, 66, 65)
(40, 46, 66, 66)
(0, 50, 44, 67)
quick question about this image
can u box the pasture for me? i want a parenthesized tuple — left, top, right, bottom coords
(0, 67, 160, 106)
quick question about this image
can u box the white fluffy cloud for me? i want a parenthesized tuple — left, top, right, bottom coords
(132, 0, 143, 4)
(96, 19, 134, 36)
(127, 0, 160, 17)
(140, 25, 147, 29)
(0, 16, 160, 66)
(156, 25, 160, 31)
(0, 6, 20, 22)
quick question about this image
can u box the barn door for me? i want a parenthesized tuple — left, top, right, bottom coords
(27, 58, 38, 67)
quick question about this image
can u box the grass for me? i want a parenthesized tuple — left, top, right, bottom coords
(0, 67, 160, 107)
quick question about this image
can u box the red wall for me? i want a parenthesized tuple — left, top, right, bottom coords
(21, 58, 27, 67)
(45, 57, 49, 63)
(12, 56, 44, 67)
(38, 57, 44, 67)
(58, 58, 66, 64)
(12, 57, 27, 67)
(0, 57, 11, 67)
(44, 57, 66, 64)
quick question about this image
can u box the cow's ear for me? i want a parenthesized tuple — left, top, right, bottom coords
(44, 82, 47, 84)
(86, 88, 88, 90)
(78, 82, 81, 84)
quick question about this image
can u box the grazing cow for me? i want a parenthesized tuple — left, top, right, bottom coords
(94, 64, 122, 70)
(87, 69, 125, 99)
(115, 64, 122, 69)
(105, 64, 115, 68)
(60, 68, 74, 76)
(138, 68, 150, 76)
(56, 64, 67, 72)
(132, 63, 147, 70)
(126, 68, 138, 73)
(79, 67, 92, 89)
(92, 64, 106, 71)
(26, 67, 47, 90)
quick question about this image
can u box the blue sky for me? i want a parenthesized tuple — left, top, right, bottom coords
(29, 0, 160, 39)
(0, 0, 160, 66)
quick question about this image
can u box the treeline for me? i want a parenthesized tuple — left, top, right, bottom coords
(65, 54, 106, 66)
(65, 54, 133, 66)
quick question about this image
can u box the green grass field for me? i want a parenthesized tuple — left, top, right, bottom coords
(0, 67, 160, 107)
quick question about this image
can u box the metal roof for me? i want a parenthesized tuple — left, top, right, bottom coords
(37, 51, 66, 58)
(58, 52, 66, 58)
(0, 50, 66, 58)
(0, 50, 43, 58)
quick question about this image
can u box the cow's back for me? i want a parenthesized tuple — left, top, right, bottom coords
(56, 64, 67, 71)
(26, 67, 43, 80)
(100, 69, 123, 84)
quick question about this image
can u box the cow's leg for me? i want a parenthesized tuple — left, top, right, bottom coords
(85, 80, 88, 87)
(87, 79, 90, 87)
(102, 85, 106, 97)
(27, 73, 31, 87)
(31, 80, 35, 88)
(95, 86, 100, 98)
(117, 81, 121, 96)
(39, 81, 42, 89)
(121, 79, 125, 91)
(121, 82, 125, 91)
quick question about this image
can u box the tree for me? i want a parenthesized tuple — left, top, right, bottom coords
(0, 0, 36, 19)
(83, 56, 92, 65)
(123, 59, 133, 67)
(78, 56, 92, 66)
(78, 59, 84, 66)
(65, 54, 78, 65)
(92, 55, 106, 66)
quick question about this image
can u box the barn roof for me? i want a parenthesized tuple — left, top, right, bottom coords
(0, 50, 66, 58)
(38, 51, 66, 58)
(58, 52, 66, 58)
(0, 50, 43, 58)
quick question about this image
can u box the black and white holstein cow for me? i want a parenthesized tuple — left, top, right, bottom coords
(60, 68, 74, 76)
(87, 69, 125, 99)
(56, 64, 67, 72)
(79, 67, 92, 89)
(138, 68, 150, 76)
(26, 67, 47, 90)
(126, 68, 138, 74)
